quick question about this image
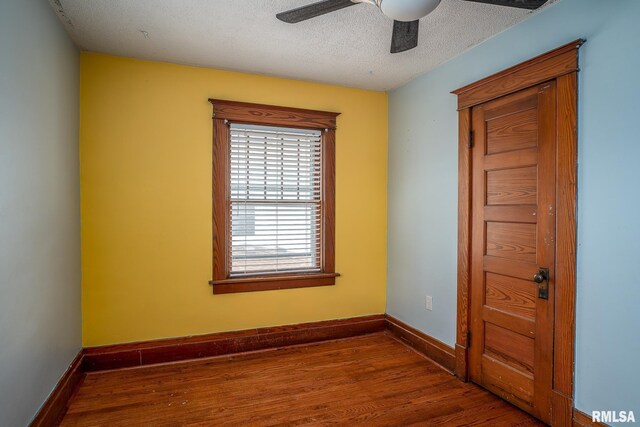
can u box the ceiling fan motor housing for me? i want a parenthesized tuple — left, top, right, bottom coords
(378, 0, 442, 21)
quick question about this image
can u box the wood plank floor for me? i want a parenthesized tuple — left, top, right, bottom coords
(60, 332, 544, 426)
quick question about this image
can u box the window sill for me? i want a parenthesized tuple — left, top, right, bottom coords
(209, 272, 340, 294)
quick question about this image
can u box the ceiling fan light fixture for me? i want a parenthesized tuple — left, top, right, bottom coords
(379, 0, 441, 21)
(276, 0, 549, 54)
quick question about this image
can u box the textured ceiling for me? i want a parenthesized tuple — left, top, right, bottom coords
(49, 0, 552, 91)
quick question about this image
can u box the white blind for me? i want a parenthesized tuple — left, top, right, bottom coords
(229, 123, 322, 276)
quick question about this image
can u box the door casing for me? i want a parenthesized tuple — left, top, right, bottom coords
(452, 39, 584, 426)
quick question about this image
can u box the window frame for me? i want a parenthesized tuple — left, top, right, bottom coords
(208, 99, 340, 294)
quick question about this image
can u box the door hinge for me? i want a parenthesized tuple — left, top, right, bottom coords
(467, 331, 471, 348)
(468, 131, 474, 149)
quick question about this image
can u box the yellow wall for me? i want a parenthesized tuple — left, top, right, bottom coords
(80, 53, 388, 346)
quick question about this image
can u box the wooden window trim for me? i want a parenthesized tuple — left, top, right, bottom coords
(208, 99, 340, 294)
(452, 39, 583, 425)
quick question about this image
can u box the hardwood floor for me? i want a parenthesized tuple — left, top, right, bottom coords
(60, 333, 543, 426)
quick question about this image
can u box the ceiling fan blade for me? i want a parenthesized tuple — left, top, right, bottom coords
(276, 0, 358, 24)
(463, 0, 548, 9)
(390, 20, 419, 54)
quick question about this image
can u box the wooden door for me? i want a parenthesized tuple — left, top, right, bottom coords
(469, 82, 556, 423)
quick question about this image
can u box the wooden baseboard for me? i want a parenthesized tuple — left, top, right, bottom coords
(30, 351, 85, 427)
(384, 315, 456, 373)
(83, 314, 386, 371)
(573, 409, 609, 427)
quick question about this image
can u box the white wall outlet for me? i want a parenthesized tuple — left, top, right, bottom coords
(425, 295, 433, 311)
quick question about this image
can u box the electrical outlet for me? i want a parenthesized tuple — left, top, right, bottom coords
(425, 295, 433, 311)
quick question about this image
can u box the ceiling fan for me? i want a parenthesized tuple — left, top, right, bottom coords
(277, 0, 548, 53)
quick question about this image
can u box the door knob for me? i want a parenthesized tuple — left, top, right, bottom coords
(533, 267, 549, 300)
(533, 271, 546, 283)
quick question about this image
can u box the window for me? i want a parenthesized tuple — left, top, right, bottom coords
(208, 100, 339, 294)
(229, 124, 321, 275)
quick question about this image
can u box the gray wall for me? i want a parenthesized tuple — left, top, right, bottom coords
(387, 0, 640, 420)
(0, 0, 81, 425)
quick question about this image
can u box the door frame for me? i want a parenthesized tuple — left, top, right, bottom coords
(452, 39, 584, 426)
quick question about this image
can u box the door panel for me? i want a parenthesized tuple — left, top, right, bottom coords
(485, 272, 537, 319)
(486, 107, 538, 154)
(482, 354, 534, 405)
(486, 222, 537, 262)
(469, 83, 556, 423)
(485, 322, 535, 372)
(486, 166, 538, 205)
